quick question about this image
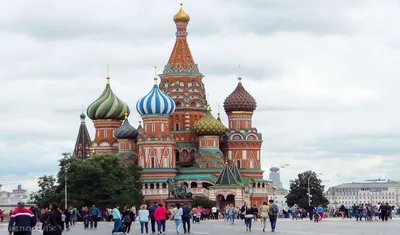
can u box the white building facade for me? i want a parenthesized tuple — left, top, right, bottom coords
(326, 181, 399, 208)
(271, 188, 289, 209)
(0, 185, 29, 205)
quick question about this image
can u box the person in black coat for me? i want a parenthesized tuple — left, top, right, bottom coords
(122, 206, 135, 234)
(41, 203, 63, 235)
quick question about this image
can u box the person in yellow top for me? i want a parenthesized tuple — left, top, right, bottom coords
(259, 202, 269, 232)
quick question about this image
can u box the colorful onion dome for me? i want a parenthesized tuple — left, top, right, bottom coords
(136, 77, 176, 116)
(223, 76, 257, 112)
(173, 3, 190, 23)
(87, 76, 130, 120)
(114, 113, 138, 139)
(193, 105, 227, 136)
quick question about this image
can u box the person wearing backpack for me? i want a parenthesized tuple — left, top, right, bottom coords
(268, 199, 278, 232)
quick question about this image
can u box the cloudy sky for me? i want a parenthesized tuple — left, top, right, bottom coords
(1, 0, 400, 192)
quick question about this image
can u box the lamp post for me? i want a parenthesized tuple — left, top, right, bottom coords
(62, 152, 71, 209)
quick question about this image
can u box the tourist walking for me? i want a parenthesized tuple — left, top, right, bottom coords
(228, 204, 236, 224)
(154, 204, 169, 235)
(259, 202, 269, 232)
(148, 202, 158, 234)
(89, 205, 100, 229)
(122, 206, 135, 234)
(41, 202, 63, 235)
(268, 199, 278, 232)
(172, 203, 183, 234)
(8, 201, 36, 235)
(244, 205, 255, 231)
(81, 207, 90, 229)
(181, 203, 191, 234)
(112, 206, 122, 235)
(138, 204, 149, 235)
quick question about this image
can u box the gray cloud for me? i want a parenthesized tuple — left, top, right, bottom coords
(1, 0, 400, 191)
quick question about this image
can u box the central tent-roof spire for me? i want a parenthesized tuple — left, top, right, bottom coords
(163, 3, 199, 75)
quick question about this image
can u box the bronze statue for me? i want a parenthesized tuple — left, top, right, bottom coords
(167, 178, 193, 199)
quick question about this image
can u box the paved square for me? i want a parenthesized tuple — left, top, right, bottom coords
(2, 219, 400, 235)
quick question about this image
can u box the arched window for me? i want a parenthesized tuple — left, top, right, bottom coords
(162, 183, 167, 189)
(191, 182, 198, 188)
(174, 121, 180, 131)
(156, 183, 160, 189)
(183, 182, 189, 187)
(176, 102, 182, 107)
(190, 102, 196, 107)
(236, 160, 241, 169)
(145, 184, 148, 189)
(250, 159, 254, 168)
(151, 157, 155, 168)
(175, 149, 180, 162)
(150, 183, 154, 189)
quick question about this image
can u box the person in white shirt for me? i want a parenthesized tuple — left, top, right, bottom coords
(172, 203, 183, 234)
(138, 204, 150, 235)
(211, 206, 218, 220)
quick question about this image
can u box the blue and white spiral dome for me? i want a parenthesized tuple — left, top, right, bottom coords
(136, 78, 176, 116)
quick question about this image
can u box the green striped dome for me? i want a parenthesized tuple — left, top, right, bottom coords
(87, 78, 130, 120)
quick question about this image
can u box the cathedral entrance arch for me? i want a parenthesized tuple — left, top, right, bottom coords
(216, 193, 236, 211)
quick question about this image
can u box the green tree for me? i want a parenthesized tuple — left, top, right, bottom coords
(286, 171, 329, 209)
(192, 196, 216, 209)
(30, 175, 61, 206)
(32, 154, 143, 208)
(57, 154, 143, 208)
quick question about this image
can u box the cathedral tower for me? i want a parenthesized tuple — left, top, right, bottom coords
(136, 75, 177, 181)
(87, 74, 130, 155)
(73, 112, 92, 159)
(159, 4, 207, 167)
(222, 75, 263, 179)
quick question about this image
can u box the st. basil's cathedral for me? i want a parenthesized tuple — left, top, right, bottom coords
(72, 4, 272, 207)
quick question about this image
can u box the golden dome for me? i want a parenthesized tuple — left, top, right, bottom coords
(173, 3, 190, 23)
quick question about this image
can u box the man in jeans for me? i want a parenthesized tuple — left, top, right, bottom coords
(88, 205, 100, 229)
(268, 199, 277, 232)
(181, 203, 191, 234)
(148, 202, 158, 234)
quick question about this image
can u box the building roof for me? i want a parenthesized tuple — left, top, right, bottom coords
(175, 174, 218, 183)
(136, 77, 176, 116)
(87, 76, 130, 120)
(214, 163, 242, 187)
(223, 77, 257, 112)
(114, 114, 139, 139)
(73, 113, 92, 159)
(163, 4, 199, 75)
(329, 181, 399, 190)
(230, 163, 243, 184)
(192, 106, 227, 136)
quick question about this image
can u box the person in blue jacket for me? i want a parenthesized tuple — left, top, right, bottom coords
(88, 205, 101, 229)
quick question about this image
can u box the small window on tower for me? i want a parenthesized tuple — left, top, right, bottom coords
(151, 157, 155, 168)
(174, 121, 180, 131)
(176, 102, 182, 107)
(237, 160, 241, 169)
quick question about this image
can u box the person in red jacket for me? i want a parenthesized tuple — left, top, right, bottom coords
(8, 202, 36, 235)
(154, 204, 170, 235)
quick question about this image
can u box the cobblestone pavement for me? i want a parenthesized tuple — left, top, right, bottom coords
(2, 218, 400, 235)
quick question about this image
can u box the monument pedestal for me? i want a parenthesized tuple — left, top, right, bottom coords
(165, 198, 194, 208)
